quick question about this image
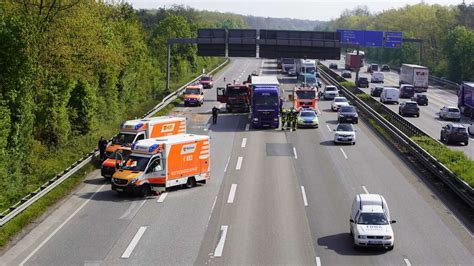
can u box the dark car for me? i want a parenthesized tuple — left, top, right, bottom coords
(411, 94, 428, 106)
(440, 123, 469, 146)
(381, 64, 390, 72)
(399, 101, 420, 117)
(399, 84, 415, 98)
(371, 86, 384, 97)
(356, 77, 369, 88)
(338, 105, 359, 124)
(367, 64, 379, 73)
(329, 63, 338, 70)
(341, 70, 352, 78)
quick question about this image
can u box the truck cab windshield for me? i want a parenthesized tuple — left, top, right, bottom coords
(296, 91, 316, 99)
(303, 67, 315, 74)
(121, 155, 150, 172)
(185, 89, 200, 95)
(254, 93, 279, 106)
(227, 87, 247, 96)
(112, 133, 136, 145)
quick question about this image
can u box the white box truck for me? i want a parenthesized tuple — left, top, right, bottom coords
(399, 64, 429, 92)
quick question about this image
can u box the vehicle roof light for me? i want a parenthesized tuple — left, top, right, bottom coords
(148, 144, 159, 153)
(134, 123, 144, 130)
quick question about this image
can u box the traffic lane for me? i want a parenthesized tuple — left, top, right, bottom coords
(201, 129, 316, 264)
(314, 99, 474, 264)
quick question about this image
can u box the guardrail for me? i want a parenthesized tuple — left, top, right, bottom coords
(0, 59, 230, 227)
(429, 75, 459, 92)
(319, 64, 474, 208)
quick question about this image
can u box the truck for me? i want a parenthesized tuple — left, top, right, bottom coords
(399, 64, 429, 92)
(216, 83, 251, 113)
(281, 58, 296, 76)
(293, 85, 318, 111)
(345, 53, 364, 71)
(184, 84, 204, 106)
(102, 116, 186, 178)
(111, 134, 210, 196)
(251, 76, 281, 128)
(295, 59, 316, 76)
(458, 82, 474, 116)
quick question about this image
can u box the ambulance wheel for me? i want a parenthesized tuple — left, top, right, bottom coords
(140, 184, 152, 196)
(185, 177, 196, 188)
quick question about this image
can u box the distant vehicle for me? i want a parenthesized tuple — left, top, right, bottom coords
(399, 84, 415, 98)
(439, 106, 461, 121)
(184, 84, 204, 106)
(350, 194, 396, 250)
(371, 72, 384, 83)
(333, 123, 356, 145)
(371, 86, 384, 97)
(322, 85, 339, 100)
(411, 94, 428, 106)
(329, 63, 338, 70)
(331, 96, 350, 111)
(295, 59, 317, 76)
(468, 124, 474, 135)
(380, 87, 400, 104)
(277, 58, 282, 69)
(381, 64, 390, 72)
(399, 64, 429, 92)
(338, 105, 358, 124)
(356, 77, 369, 88)
(345, 53, 364, 71)
(342, 70, 352, 78)
(281, 58, 296, 76)
(458, 82, 474, 116)
(367, 64, 379, 73)
(199, 75, 213, 88)
(399, 101, 420, 117)
(297, 109, 319, 128)
(217, 84, 251, 113)
(440, 123, 469, 146)
(297, 73, 321, 88)
(251, 76, 281, 128)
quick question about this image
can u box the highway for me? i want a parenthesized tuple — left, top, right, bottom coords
(1, 58, 473, 265)
(321, 58, 474, 159)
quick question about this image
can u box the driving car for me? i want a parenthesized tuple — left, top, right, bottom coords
(381, 64, 390, 71)
(356, 77, 369, 88)
(331, 96, 350, 111)
(398, 101, 420, 117)
(338, 105, 359, 124)
(370, 86, 384, 97)
(342, 70, 352, 78)
(367, 64, 378, 73)
(297, 73, 321, 88)
(411, 94, 428, 106)
(199, 75, 213, 88)
(469, 124, 474, 135)
(297, 109, 319, 128)
(440, 123, 469, 146)
(370, 72, 384, 83)
(399, 84, 415, 98)
(322, 85, 339, 100)
(333, 123, 356, 145)
(439, 106, 461, 121)
(350, 194, 396, 250)
(329, 63, 338, 70)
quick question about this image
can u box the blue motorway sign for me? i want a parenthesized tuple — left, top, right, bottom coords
(364, 30, 384, 47)
(337, 29, 365, 45)
(385, 31, 403, 48)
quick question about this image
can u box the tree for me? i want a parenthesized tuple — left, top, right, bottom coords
(445, 26, 474, 82)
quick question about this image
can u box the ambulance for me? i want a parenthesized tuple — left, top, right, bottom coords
(102, 116, 186, 178)
(111, 134, 210, 196)
(184, 84, 204, 106)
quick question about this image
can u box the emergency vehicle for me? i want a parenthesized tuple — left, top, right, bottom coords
(184, 84, 204, 106)
(101, 146, 131, 179)
(111, 134, 210, 196)
(293, 85, 318, 111)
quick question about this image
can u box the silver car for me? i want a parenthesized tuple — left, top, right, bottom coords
(439, 106, 461, 121)
(333, 123, 356, 145)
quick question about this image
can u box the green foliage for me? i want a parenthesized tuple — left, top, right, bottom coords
(340, 81, 356, 89)
(445, 26, 474, 82)
(69, 80, 97, 135)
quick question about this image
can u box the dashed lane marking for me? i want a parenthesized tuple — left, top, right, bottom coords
(121, 226, 147, 259)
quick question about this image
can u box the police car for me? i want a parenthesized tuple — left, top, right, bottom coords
(297, 108, 319, 128)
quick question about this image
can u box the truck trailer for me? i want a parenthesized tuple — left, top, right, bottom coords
(399, 64, 429, 92)
(458, 82, 474, 117)
(345, 53, 364, 71)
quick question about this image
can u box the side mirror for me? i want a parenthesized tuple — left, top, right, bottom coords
(354, 129, 358, 132)
(201, 92, 204, 95)
(390, 220, 397, 224)
(349, 219, 354, 223)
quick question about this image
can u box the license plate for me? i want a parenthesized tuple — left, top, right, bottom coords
(368, 241, 382, 244)
(346, 118, 352, 120)
(115, 188, 123, 192)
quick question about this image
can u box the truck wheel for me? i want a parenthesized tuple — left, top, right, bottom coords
(140, 184, 152, 197)
(185, 177, 196, 188)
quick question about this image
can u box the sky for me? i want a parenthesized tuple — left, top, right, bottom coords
(127, 0, 462, 21)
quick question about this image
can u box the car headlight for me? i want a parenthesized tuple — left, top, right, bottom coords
(274, 118, 278, 121)
(358, 235, 368, 239)
(383, 236, 392, 239)
(253, 118, 259, 121)
(130, 178, 138, 184)
(313, 118, 319, 123)
(339, 114, 344, 117)
(298, 118, 304, 122)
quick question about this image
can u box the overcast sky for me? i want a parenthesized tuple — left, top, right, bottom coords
(127, 0, 462, 21)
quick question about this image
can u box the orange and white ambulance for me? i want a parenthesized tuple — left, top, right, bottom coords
(102, 116, 186, 179)
(184, 84, 204, 106)
(111, 134, 210, 196)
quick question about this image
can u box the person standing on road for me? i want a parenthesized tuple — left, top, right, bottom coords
(290, 108, 297, 131)
(212, 106, 219, 124)
(281, 109, 287, 130)
(98, 136, 108, 162)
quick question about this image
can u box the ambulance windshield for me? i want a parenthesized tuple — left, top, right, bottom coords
(121, 155, 150, 172)
(112, 133, 136, 145)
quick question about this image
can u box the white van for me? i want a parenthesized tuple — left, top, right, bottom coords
(380, 87, 399, 104)
(371, 72, 384, 83)
(350, 194, 396, 250)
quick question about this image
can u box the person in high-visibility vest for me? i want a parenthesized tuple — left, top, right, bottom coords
(290, 108, 298, 131)
(281, 109, 288, 130)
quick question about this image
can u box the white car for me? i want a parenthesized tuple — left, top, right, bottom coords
(439, 106, 461, 121)
(350, 194, 396, 250)
(333, 123, 356, 145)
(331, 97, 349, 111)
(323, 85, 339, 100)
(370, 72, 384, 83)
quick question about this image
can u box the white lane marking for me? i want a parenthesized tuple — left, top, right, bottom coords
(236, 156, 243, 170)
(340, 148, 348, 159)
(208, 196, 218, 224)
(245, 123, 250, 131)
(120, 199, 146, 220)
(224, 156, 231, 173)
(293, 147, 298, 159)
(362, 186, 369, 194)
(301, 186, 308, 206)
(326, 124, 332, 132)
(121, 226, 147, 259)
(183, 107, 189, 112)
(447, 209, 474, 238)
(241, 138, 247, 148)
(213, 225, 229, 257)
(204, 123, 210, 131)
(316, 256, 322, 266)
(19, 184, 106, 266)
(227, 184, 237, 203)
(157, 192, 168, 203)
(404, 258, 411, 266)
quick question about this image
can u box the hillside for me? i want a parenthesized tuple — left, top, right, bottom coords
(244, 15, 327, 31)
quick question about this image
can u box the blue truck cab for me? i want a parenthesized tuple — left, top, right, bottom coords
(250, 76, 281, 128)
